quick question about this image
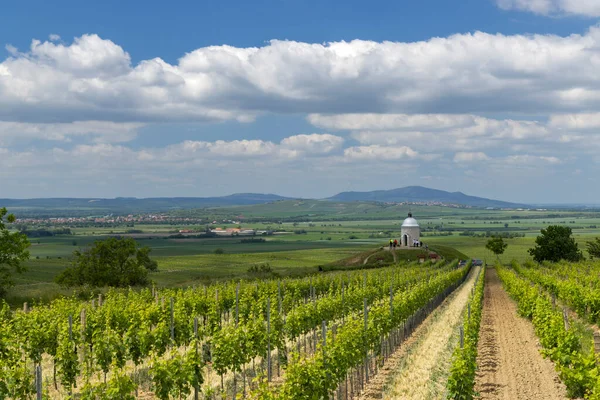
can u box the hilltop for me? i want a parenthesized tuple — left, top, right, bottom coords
(327, 186, 526, 208)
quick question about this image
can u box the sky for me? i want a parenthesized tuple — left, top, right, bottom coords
(1, 0, 600, 203)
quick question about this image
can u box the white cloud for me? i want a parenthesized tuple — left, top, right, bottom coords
(307, 114, 474, 131)
(504, 154, 562, 164)
(280, 133, 344, 154)
(548, 113, 600, 129)
(496, 0, 600, 16)
(0, 121, 144, 144)
(49, 34, 61, 42)
(454, 152, 490, 162)
(5, 30, 600, 125)
(343, 145, 419, 161)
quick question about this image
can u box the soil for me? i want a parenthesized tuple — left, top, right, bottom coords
(474, 268, 567, 400)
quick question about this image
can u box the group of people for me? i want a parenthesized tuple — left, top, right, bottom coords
(389, 238, 427, 249)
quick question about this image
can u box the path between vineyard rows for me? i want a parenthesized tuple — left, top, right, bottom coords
(358, 265, 481, 400)
(474, 268, 567, 400)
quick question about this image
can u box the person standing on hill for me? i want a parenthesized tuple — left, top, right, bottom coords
(389, 239, 393, 249)
(393, 239, 398, 248)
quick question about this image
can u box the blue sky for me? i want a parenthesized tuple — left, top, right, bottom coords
(1, 0, 600, 203)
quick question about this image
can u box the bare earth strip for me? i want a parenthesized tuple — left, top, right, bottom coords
(358, 265, 480, 400)
(474, 268, 567, 400)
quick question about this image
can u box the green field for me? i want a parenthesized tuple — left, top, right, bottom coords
(6, 204, 600, 306)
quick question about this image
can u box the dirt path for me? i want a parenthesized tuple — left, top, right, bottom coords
(474, 268, 567, 400)
(358, 266, 480, 400)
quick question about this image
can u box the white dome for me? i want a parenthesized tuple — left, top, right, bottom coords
(401, 216, 419, 227)
(402, 217, 419, 227)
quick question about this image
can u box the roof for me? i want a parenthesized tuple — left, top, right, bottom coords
(401, 217, 419, 227)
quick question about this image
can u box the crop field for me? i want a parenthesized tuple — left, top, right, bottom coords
(1, 261, 470, 399)
(9, 205, 600, 305)
(6, 203, 600, 398)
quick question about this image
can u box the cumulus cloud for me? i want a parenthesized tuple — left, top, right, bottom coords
(496, 0, 600, 16)
(504, 154, 562, 164)
(310, 111, 600, 157)
(343, 145, 419, 161)
(162, 134, 344, 162)
(280, 133, 344, 154)
(0, 121, 144, 144)
(548, 113, 600, 129)
(309, 113, 555, 155)
(454, 152, 490, 163)
(5, 30, 600, 126)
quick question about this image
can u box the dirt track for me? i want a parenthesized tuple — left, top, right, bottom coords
(370, 266, 480, 400)
(474, 268, 567, 400)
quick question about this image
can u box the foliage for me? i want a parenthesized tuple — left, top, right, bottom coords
(586, 237, 600, 259)
(55, 237, 157, 288)
(80, 368, 137, 400)
(446, 264, 484, 400)
(499, 264, 599, 398)
(0, 207, 30, 297)
(150, 344, 204, 400)
(1, 261, 463, 398)
(528, 225, 583, 263)
(486, 236, 508, 259)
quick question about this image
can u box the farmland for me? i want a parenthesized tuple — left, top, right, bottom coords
(4, 201, 600, 399)
(8, 202, 600, 305)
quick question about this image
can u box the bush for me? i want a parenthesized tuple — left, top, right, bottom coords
(247, 264, 273, 274)
(55, 237, 157, 288)
(214, 248, 225, 254)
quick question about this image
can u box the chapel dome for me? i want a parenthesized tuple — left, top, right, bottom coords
(401, 213, 419, 228)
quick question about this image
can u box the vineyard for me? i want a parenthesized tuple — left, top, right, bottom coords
(498, 261, 600, 399)
(0, 260, 471, 399)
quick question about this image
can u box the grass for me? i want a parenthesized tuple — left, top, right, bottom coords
(8, 204, 600, 306)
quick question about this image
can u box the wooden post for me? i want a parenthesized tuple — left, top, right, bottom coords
(80, 309, 86, 340)
(468, 304, 471, 320)
(68, 315, 73, 340)
(551, 293, 556, 308)
(98, 293, 102, 307)
(594, 332, 600, 364)
(364, 298, 369, 383)
(322, 320, 327, 361)
(235, 284, 239, 326)
(36, 365, 42, 400)
(23, 302, 28, 313)
(170, 298, 175, 341)
(563, 308, 570, 331)
(390, 284, 393, 317)
(267, 297, 272, 382)
(459, 326, 464, 348)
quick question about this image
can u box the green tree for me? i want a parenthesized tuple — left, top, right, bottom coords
(55, 237, 157, 288)
(586, 237, 600, 259)
(0, 207, 30, 297)
(486, 236, 508, 260)
(528, 225, 583, 263)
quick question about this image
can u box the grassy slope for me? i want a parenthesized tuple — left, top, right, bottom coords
(8, 203, 600, 305)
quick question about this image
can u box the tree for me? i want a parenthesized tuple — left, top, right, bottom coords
(486, 236, 508, 260)
(55, 237, 157, 288)
(586, 237, 600, 259)
(528, 225, 583, 263)
(0, 207, 30, 297)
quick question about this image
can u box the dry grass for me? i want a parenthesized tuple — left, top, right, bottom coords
(381, 266, 480, 400)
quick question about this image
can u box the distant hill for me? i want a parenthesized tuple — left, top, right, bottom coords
(1, 193, 292, 215)
(327, 186, 527, 208)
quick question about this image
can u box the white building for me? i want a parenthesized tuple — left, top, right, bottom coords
(400, 212, 420, 247)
